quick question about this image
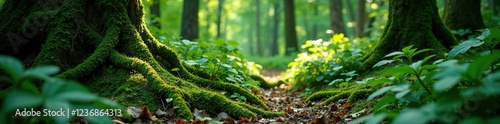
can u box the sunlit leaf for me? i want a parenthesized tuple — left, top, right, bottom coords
(367, 86, 394, 100)
(373, 60, 395, 68)
(448, 39, 484, 59)
(384, 51, 404, 58)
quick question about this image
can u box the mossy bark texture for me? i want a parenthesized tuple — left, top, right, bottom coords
(442, 0, 485, 31)
(0, 0, 282, 119)
(361, 0, 457, 69)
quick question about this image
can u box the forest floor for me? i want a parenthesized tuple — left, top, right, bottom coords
(114, 69, 365, 124)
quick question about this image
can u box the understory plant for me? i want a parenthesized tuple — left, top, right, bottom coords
(162, 38, 262, 91)
(284, 34, 375, 91)
(351, 28, 500, 124)
(0, 55, 124, 124)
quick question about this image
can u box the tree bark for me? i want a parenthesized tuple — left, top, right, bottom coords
(361, 0, 457, 69)
(256, 0, 262, 56)
(442, 0, 485, 31)
(271, 1, 280, 56)
(0, 0, 281, 119)
(356, 0, 366, 37)
(180, 0, 199, 41)
(216, 0, 224, 38)
(329, 0, 346, 35)
(284, 0, 298, 55)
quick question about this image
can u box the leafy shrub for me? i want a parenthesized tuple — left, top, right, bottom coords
(0, 55, 124, 124)
(162, 38, 262, 90)
(351, 28, 500, 124)
(283, 34, 375, 90)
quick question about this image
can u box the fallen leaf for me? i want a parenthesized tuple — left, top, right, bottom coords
(239, 116, 250, 123)
(329, 104, 338, 111)
(155, 109, 167, 116)
(126, 106, 142, 118)
(223, 117, 236, 124)
(175, 118, 187, 124)
(139, 106, 153, 119)
(287, 106, 294, 113)
(344, 102, 352, 109)
(311, 115, 328, 124)
(194, 108, 210, 118)
(215, 112, 230, 121)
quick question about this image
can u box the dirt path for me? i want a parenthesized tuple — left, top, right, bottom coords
(257, 69, 357, 123)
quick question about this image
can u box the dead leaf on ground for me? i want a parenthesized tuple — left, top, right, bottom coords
(215, 112, 230, 121)
(175, 118, 187, 124)
(126, 106, 142, 118)
(193, 108, 210, 118)
(239, 116, 250, 123)
(139, 106, 153, 119)
(344, 102, 352, 109)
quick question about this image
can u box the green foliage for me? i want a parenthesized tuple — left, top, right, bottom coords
(248, 55, 295, 70)
(448, 28, 500, 59)
(353, 29, 500, 123)
(163, 39, 262, 90)
(0, 55, 124, 124)
(284, 34, 375, 90)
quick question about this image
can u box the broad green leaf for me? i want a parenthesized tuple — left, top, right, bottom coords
(54, 91, 98, 103)
(0, 55, 25, 83)
(367, 86, 394, 100)
(381, 65, 413, 77)
(402, 45, 414, 53)
(183, 60, 198, 66)
(383, 51, 404, 58)
(395, 90, 410, 99)
(227, 40, 239, 46)
(20, 81, 40, 94)
(372, 60, 395, 68)
(166, 98, 174, 103)
(466, 52, 500, 79)
(410, 60, 423, 71)
(365, 113, 387, 124)
(413, 49, 433, 57)
(23, 65, 60, 80)
(448, 39, 484, 59)
(480, 72, 500, 95)
(374, 95, 396, 112)
(476, 29, 490, 40)
(95, 98, 123, 109)
(391, 83, 410, 92)
(461, 118, 485, 124)
(44, 99, 71, 124)
(2, 90, 43, 112)
(393, 109, 430, 124)
(42, 79, 65, 97)
(434, 76, 461, 91)
(315, 75, 324, 82)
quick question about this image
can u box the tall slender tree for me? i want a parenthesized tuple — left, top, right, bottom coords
(356, 0, 366, 37)
(180, 0, 200, 40)
(361, 0, 457, 69)
(284, 0, 298, 55)
(270, 1, 281, 56)
(329, 0, 346, 34)
(255, 0, 262, 56)
(216, 0, 224, 38)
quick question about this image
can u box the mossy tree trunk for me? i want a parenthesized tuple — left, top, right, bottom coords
(361, 0, 457, 69)
(0, 0, 281, 119)
(442, 0, 485, 31)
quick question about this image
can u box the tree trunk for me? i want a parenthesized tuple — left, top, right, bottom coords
(329, 0, 346, 35)
(356, 0, 366, 37)
(442, 0, 485, 31)
(256, 0, 262, 56)
(284, 0, 298, 55)
(361, 0, 457, 69)
(180, 0, 199, 41)
(270, 2, 280, 56)
(0, 0, 281, 119)
(216, 0, 224, 38)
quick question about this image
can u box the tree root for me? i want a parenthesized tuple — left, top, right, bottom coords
(0, 0, 282, 120)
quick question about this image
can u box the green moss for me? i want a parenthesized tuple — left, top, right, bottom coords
(306, 85, 374, 105)
(2, 0, 281, 120)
